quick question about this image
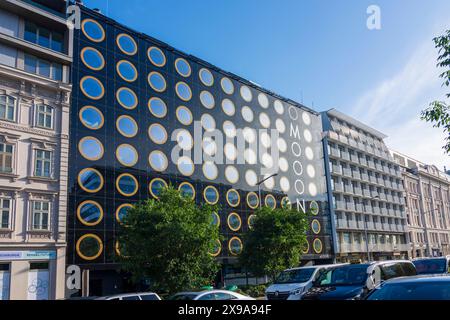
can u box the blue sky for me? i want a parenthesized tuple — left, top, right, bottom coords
(83, 0, 450, 168)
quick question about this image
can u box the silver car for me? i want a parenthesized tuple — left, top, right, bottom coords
(169, 290, 255, 300)
(96, 292, 161, 300)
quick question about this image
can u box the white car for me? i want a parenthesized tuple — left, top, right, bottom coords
(265, 264, 349, 300)
(96, 292, 161, 300)
(169, 290, 255, 300)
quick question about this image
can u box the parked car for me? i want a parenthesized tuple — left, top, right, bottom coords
(168, 290, 255, 300)
(366, 275, 450, 300)
(412, 256, 450, 275)
(96, 292, 161, 300)
(265, 264, 349, 300)
(301, 260, 417, 300)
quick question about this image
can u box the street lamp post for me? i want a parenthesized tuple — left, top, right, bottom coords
(364, 195, 380, 262)
(256, 173, 278, 208)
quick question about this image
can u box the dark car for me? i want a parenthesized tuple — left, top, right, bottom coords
(366, 275, 450, 300)
(412, 256, 450, 275)
(301, 260, 417, 300)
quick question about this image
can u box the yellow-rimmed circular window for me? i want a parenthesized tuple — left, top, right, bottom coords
(209, 239, 221, 257)
(199, 68, 214, 86)
(78, 168, 104, 193)
(265, 194, 276, 209)
(221, 77, 234, 95)
(175, 81, 192, 102)
(76, 234, 103, 261)
(116, 173, 138, 197)
(116, 115, 138, 138)
(175, 57, 191, 77)
(80, 76, 105, 100)
(148, 123, 168, 145)
(281, 196, 292, 209)
(148, 150, 168, 172)
(116, 87, 138, 110)
(79, 106, 104, 130)
(302, 241, 310, 254)
(221, 99, 235, 116)
(176, 156, 194, 177)
(77, 200, 103, 226)
(149, 178, 167, 199)
(116, 203, 133, 224)
(147, 46, 166, 67)
(148, 97, 167, 118)
(176, 129, 193, 151)
(211, 212, 220, 227)
(116, 33, 137, 55)
(246, 192, 259, 209)
(202, 161, 218, 180)
(226, 189, 240, 207)
(227, 212, 242, 232)
(248, 214, 256, 229)
(176, 106, 193, 125)
(178, 182, 195, 200)
(228, 237, 243, 256)
(81, 19, 105, 43)
(311, 219, 321, 234)
(203, 185, 219, 205)
(78, 136, 104, 161)
(148, 71, 167, 93)
(240, 85, 253, 102)
(116, 144, 138, 167)
(116, 60, 138, 82)
(310, 201, 319, 215)
(200, 90, 215, 109)
(80, 47, 105, 71)
(313, 238, 323, 254)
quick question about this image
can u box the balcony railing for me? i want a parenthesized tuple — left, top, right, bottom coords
(343, 169, 352, 177)
(359, 158, 368, 167)
(341, 152, 350, 161)
(354, 188, 363, 197)
(334, 183, 344, 193)
(332, 165, 342, 175)
(352, 171, 361, 180)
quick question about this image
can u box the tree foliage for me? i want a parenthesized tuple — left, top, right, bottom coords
(117, 186, 220, 295)
(421, 29, 450, 153)
(239, 206, 309, 281)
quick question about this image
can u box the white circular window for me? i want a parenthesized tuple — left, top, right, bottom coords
(199, 68, 214, 86)
(240, 85, 252, 102)
(259, 112, 271, 128)
(225, 165, 239, 184)
(203, 161, 218, 180)
(261, 153, 273, 168)
(260, 132, 272, 149)
(202, 137, 217, 156)
(175, 58, 191, 77)
(258, 93, 269, 109)
(176, 129, 193, 151)
(245, 169, 258, 186)
(224, 143, 237, 161)
(243, 127, 256, 143)
(309, 183, 318, 197)
(277, 138, 287, 153)
(306, 164, 316, 178)
(221, 77, 234, 95)
(223, 121, 236, 138)
(221, 99, 235, 116)
(302, 111, 312, 125)
(279, 176, 290, 192)
(275, 119, 286, 133)
(305, 146, 314, 160)
(148, 123, 168, 144)
(116, 144, 138, 167)
(175, 82, 192, 102)
(279, 157, 288, 172)
(200, 91, 215, 109)
(177, 156, 194, 176)
(176, 106, 193, 125)
(244, 148, 257, 164)
(274, 100, 284, 114)
(148, 150, 168, 172)
(304, 129, 313, 143)
(264, 175, 275, 189)
(241, 106, 254, 123)
(201, 114, 216, 132)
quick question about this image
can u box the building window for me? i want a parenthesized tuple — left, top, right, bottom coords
(0, 95, 16, 121)
(0, 143, 13, 173)
(32, 201, 50, 231)
(34, 150, 52, 178)
(36, 105, 53, 129)
(24, 54, 62, 81)
(24, 21, 64, 53)
(0, 198, 11, 229)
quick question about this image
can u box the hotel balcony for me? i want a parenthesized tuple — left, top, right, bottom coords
(341, 151, 351, 161)
(332, 165, 343, 175)
(346, 203, 356, 211)
(333, 182, 344, 193)
(362, 189, 371, 197)
(344, 185, 353, 194)
(343, 168, 352, 178)
(336, 201, 346, 211)
(359, 158, 368, 167)
(354, 188, 363, 197)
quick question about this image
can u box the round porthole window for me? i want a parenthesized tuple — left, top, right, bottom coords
(244, 148, 257, 165)
(223, 121, 236, 138)
(200, 114, 216, 132)
(224, 143, 237, 161)
(175, 81, 192, 102)
(147, 46, 166, 67)
(177, 156, 194, 176)
(221, 77, 234, 95)
(226, 189, 240, 207)
(80, 76, 104, 100)
(313, 238, 323, 254)
(116, 115, 138, 138)
(176, 129, 193, 151)
(202, 137, 217, 156)
(116, 203, 133, 224)
(277, 138, 287, 153)
(259, 112, 271, 128)
(116, 144, 138, 167)
(221, 99, 235, 116)
(248, 214, 256, 230)
(228, 237, 243, 255)
(203, 185, 219, 205)
(246, 192, 259, 209)
(310, 201, 319, 215)
(241, 106, 254, 122)
(148, 71, 167, 93)
(265, 194, 276, 209)
(176, 106, 193, 125)
(210, 239, 221, 257)
(116, 173, 138, 197)
(175, 58, 191, 77)
(76, 234, 103, 261)
(227, 213, 242, 231)
(81, 19, 105, 43)
(78, 136, 104, 161)
(263, 175, 275, 190)
(148, 150, 168, 172)
(149, 178, 168, 199)
(200, 91, 215, 109)
(116, 33, 137, 55)
(202, 161, 218, 180)
(279, 176, 290, 193)
(116, 87, 138, 110)
(178, 182, 195, 200)
(148, 123, 168, 144)
(279, 157, 288, 172)
(77, 200, 103, 226)
(211, 212, 220, 227)
(81, 47, 105, 71)
(199, 68, 214, 86)
(225, 165, 239, 184)
(242, 127, 256, 143)
(148, 97, 167, 118)
(240, 85, 252, 102)
(258, 93, 269, 109)
(274, 100, 284, 114)
(276, 119, 286, 133)
(79, 106, 104, 130)
(116, 60, 138, 82)
(245, 169, 258, 187)
(78, 168, 103, 193)
(311, 219, 321, 234)
(281, 196, 292, 209)
(260, 132, 272, 149)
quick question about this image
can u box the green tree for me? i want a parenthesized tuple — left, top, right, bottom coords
(421, 29, 450, 153)
(239, 206, 309, 281)
(117, 186, 220, 295)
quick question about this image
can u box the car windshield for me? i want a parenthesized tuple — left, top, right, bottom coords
(315, 265, 368, 286)
(168, 293, 198, 300)
(367, 282, 450, 300)
(413, 259, 447, 275)
(275, 268, 315, 284)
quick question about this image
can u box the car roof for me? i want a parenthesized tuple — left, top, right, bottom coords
(412, 256, 450, 261)
(285, 263, 349, 272)
(382, 274, 450, 284)
(174, 290, 240, 295)
(100, 292, 159, 299)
